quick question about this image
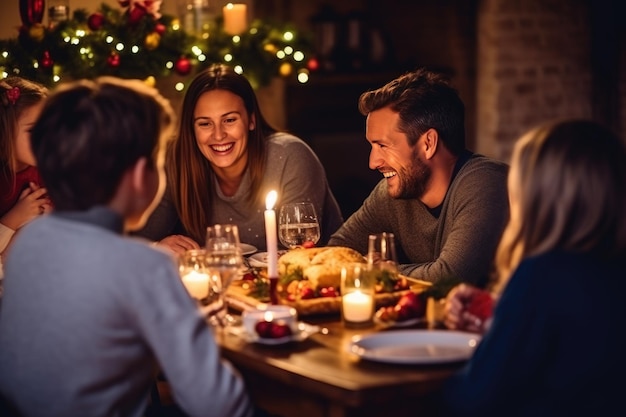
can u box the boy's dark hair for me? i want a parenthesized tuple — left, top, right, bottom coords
(30, 77, 175, 211)
(358, 68, 466, 155)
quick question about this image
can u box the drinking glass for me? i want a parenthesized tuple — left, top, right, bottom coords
(205, 224, 244, 327)
(278, 202, 321, 249)
(366, 232, 398, 277)
(178, 249, 223, 315)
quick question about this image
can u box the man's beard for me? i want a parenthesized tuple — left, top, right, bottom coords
(392, 150, 431, 199)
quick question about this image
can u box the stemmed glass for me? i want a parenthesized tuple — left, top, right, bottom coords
(205, 224, 244, 327)
(278, 202, 321, 249)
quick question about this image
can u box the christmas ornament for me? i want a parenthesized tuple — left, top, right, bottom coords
(19, 0, 45, 27)
(279, 62, 292, 77)
(40, 51, 53, 68)
(87, 12, 105, 31)
(307, 58, 319, 72)
(28, 23, 46, 42)
(144, 32, 160, 50)
(155, 23, 166, 35)
(107, 52, 121, 67)
(174, 57, 192, 75)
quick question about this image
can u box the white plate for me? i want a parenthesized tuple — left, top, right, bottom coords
(374, 316, 426, 329)
(229, 322, 320, 345)
(247, 250, 289, 268)
(239, 243, 258, 256)
(348, 330, 481, 364)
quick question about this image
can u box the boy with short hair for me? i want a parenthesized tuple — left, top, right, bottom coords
(0, 77, 253, 417)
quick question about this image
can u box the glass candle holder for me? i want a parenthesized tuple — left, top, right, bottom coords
(179, 249, 222, 312)
(340, 263, 375, 328)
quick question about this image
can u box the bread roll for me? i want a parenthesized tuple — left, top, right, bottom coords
(278, 246, 365, 289)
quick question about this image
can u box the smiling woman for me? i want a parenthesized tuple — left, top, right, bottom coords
(134, 64, 344, 255)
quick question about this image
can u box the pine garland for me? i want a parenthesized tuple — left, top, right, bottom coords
(0, 3, 315, 90)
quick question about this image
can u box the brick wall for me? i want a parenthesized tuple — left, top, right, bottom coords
(476, 0, 595, 162)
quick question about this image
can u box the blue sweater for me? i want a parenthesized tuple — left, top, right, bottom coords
(441, 250, 626, 416)
(0, 207, 252, 417)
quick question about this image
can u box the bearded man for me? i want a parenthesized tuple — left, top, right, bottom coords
(328, 68, 509, 287)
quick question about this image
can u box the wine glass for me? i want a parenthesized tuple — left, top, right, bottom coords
(278, 202, 321, 249)
(205, 224, 244, 327)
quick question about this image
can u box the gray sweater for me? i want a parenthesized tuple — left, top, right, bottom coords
(329, 154, 509, 286)
(136, 132, 343, 251)
(0, 207, 252, 417)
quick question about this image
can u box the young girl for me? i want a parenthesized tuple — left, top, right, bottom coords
(0, 77, 51, 258)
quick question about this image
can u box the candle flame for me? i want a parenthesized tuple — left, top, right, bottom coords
(265, 190, 277, 210)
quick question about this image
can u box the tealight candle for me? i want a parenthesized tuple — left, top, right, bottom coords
(343, 291, 374, 322)
(223, 3, 247, 35)
(341, 263, 375, 328)
(181, 270, 210, 299)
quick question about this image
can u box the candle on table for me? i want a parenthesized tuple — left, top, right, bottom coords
(342, 290, 374, 323)
(264, 190, 278, 277)
(223, 3, 247, 35)
(181, 270, 210, 299)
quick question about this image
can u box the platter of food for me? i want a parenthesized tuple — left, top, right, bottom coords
(227, 246, 433, 316)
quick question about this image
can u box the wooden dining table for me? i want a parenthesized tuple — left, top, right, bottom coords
(213, 312, 469, 417)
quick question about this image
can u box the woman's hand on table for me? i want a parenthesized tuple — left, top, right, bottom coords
(155, 234, 200, 256)
(443, 283, 494, 334)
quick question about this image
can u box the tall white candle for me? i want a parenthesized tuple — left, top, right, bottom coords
(223, 3, 247, 35)
(264, 190, 278, 278)
(181, 270, 210, 299)
(342, 290, 374, 322)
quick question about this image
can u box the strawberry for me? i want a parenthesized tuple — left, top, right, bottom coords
(467, 291, 494, 321)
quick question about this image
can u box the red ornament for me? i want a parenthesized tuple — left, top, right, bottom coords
(155, 22, 166, 35)
(307, 58, 320, 72)
(40, 51, 53, 69)
(107, 52, 121, 67)
(174, 57, 192, 76)
(88, 12, 105, 31)
(19, 0, 45, 27)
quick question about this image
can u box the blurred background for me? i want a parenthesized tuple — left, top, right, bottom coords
(1, 0, 624, 218)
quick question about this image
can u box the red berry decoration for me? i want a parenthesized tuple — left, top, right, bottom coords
(301, 241, 315, 249)
(155, 22, 166, 35)
(40, 51, 53, 69)
(174, 57, 192, 76)
(107, 52, 121, 67)
(87, 12, 105, 31)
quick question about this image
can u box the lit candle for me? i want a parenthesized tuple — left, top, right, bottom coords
(264, 190, 278, 278)
(181, 270, 210, 299)
(223, 3, 247, 35)
(342, 290, 374, 322)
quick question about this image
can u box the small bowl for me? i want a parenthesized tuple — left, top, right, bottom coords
(242, 304, 298, 335)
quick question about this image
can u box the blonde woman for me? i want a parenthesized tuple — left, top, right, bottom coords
(439, 119, 626, 415)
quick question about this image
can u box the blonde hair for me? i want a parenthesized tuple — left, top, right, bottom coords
(493, 120, 626, 293)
